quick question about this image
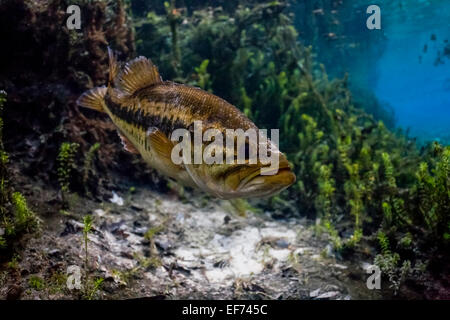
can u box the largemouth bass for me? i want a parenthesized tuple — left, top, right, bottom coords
(77, 49, 295, 199)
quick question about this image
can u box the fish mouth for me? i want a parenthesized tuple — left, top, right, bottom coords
(237, 164, 295, 193)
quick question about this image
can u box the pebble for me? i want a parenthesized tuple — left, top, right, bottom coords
(155, 240, 172, 252)
(361, 262, 374, 271)
(6, 284, 23, 300)
(332, 264, 348, 270)
(309, 288, 321, 297)
(110, 192, 124, 206)
(324, 244, 334, 257)
(275, 239, 290, 249)
(295, 247, 313, 255)
(131, 204, 144, 211)
(132, 227, 147, 236)
(176, 213, 185, 222)
(316, 291, 340, 299)
(94, 209, 106, 217)
(47, 249, 62, 259)
(61, 220, 83, 236)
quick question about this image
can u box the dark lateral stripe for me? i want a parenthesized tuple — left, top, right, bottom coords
(105, 96, 187, 138)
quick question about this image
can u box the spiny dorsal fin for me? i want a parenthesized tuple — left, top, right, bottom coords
(76, 86, 107, 112)
(116, 56, 162, 96)
(108, 47, 119, 86)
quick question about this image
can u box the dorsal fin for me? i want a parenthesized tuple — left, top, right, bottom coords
(108, 47, 119, 86)
(115, 56, 162, 96)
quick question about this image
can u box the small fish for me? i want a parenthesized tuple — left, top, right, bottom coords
(77, 49, 295, 199)
(312, 8, 324, 15)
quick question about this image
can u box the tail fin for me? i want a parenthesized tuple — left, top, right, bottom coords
(76, 86, 107, 112)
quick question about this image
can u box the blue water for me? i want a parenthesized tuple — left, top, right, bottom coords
(303, 0, 450, 143)
(373, 0, 450, 142)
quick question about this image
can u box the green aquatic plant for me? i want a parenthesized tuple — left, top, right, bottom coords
(85, 277, 104, 300)
(165, 0, 182, 77)
(83, 215, 93, 273)
(144, 224, 164, 241)
(28, 275, 45, 291)
(57, 142, 79, 201)
(0, 91, 38, 251)
(193, 59, 212, 91)
(130, 0, 449, 293)
(412, 145, 450, 243)
(6, 254, 19, 270)
(12, 192, 38, 233)
(81, 214, 104, 299)
(374, 230, 414, 294)
(82, 142, 100, 192)
(315, 164, 335, 222)
(48, 272, 68, 295)
(377, 231, 391, 255)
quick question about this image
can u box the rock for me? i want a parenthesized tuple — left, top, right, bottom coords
(131, 204, 143, 211)
(361, 262, 374, 271)
(295, 247, 313, 255)
(110, 192, 124, 206)
(102, 281, 119, 294)
(332, 264, 348, 270)
(120, 251, 134, 259)
(143, 248, 151, 257)
(223, 215, 231, 224)
(316, 291, 340, 299)
(20, 269, 30, 276)
(176, 213, 185, 223)
(109, 221, 126, 234)
(324, 284, 340, 291)
(6, 284, 23, 300)
(309, 288, 321, 297)
(47, 249, 62, 259)
(61, 220, 83, 236)
(155, 240, 172, 252)
(94, 209, 106, 217)
(324, 244, 334, 258)
(132, 227, 147, 236)
(271, 210, 284, 219)
(213, 259, 230, 268)
(275, 239, 290, 249)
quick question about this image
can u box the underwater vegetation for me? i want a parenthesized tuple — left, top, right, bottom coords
(0, 91, 39, 254)
(0, 0, 447, 298)
(133, 0, 449, 283)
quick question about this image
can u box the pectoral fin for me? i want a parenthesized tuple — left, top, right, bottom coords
(146, 127, 183, 171)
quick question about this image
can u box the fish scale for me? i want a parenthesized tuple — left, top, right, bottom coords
(76, 49, 295, 199)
